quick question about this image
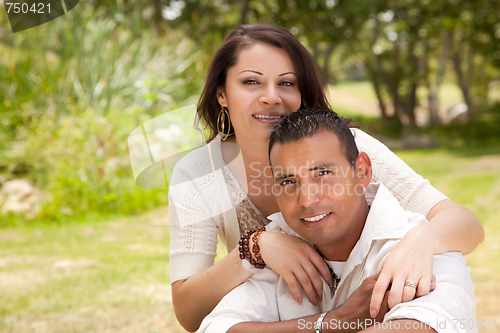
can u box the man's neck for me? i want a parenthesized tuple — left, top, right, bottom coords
(316, 201, 370, 262)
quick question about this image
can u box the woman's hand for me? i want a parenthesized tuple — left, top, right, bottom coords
(369, 223, 437, 318)
(257, 231, 334, 305)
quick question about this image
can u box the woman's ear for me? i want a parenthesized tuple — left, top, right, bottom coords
(355, 152, 372, 188)
(216, 87, 227, 108)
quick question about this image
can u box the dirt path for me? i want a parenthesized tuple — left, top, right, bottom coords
(328, 86, 381, 116)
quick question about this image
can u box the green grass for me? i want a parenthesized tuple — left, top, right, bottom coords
(0, 208, 187, 333)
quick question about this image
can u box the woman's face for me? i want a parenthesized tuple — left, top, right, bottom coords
(217, 42, 302, 143)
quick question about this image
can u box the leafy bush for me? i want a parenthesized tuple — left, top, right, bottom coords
(0, 8, 204, 223)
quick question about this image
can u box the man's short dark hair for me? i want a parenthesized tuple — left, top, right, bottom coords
(268, 108, 358, 167)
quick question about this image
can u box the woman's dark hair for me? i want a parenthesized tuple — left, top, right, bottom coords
(197, 23, 331, 141)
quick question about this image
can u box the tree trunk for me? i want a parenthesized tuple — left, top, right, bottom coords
(422, 30, 451, 126)
(364, 59, 389, 120)
(238, 0, 251, 26)
(152, 0, 162, 23)
(452, 50, 474, 120)
(322, 43, 335, 83)
(452, 34, 476, 120)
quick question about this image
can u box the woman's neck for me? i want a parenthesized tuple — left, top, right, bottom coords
(225, 134, 279, 217)
(232, 134, 271, 168)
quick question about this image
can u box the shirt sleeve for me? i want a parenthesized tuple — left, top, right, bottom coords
(199, 269, 282, 333)
(384, 252, 477, 333)
(352, 128, 448, 217)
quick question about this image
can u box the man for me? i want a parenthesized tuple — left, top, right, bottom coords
(199, 108, 476, 333)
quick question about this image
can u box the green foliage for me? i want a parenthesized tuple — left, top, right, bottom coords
(0, 8, 203, 223)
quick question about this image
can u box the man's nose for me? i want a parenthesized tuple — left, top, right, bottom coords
(298, 182, 321, 207)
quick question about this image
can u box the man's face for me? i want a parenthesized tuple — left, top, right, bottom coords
(270, 130, 371, 260)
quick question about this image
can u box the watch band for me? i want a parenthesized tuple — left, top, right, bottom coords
(314, 311, 328, 333)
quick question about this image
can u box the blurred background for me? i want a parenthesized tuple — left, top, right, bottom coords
(1, 0, 499, 332)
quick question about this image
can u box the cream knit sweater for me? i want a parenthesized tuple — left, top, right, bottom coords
(168, 128, 447, 283)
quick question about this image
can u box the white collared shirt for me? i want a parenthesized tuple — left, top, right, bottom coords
(199, 184, 476, 333)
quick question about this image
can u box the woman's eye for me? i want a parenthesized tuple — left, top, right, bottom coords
(318, 170, 333, 176)
(280, 81, 295, 87)
(243, 79, 259, 85)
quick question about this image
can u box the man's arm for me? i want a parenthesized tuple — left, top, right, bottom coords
(229, 309, 436, 333)
(228, 274, 389, 333)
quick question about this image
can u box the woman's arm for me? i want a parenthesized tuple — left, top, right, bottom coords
(426, 199, 484, 254)
(172, 231, 334, 332)
(353, 128, 484, 253)
(168, 148, 252, 331)
(172, 248, 252, 332)
(369, 199, 483, 317)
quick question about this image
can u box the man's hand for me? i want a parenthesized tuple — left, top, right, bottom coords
(326, 273, 390, 332)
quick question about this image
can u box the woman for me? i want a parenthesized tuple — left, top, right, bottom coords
(168, 23, 483, 332)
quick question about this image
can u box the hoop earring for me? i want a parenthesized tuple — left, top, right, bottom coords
(217, 107, 231, 141)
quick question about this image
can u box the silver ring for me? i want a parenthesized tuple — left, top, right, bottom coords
(404, 280, 417, 289)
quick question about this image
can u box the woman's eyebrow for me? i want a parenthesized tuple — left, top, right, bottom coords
(238, 70, 263, 75)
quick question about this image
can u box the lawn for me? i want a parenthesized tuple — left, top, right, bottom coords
(0, 209, 185, 333)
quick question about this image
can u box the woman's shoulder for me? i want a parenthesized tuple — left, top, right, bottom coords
(170, 138, 223, 185)
(350, 127, 389, 154)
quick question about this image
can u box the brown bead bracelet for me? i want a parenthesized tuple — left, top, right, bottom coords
(238, 226, 266, 269)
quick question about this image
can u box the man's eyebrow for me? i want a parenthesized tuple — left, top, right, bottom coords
(273, 172, 295, 182)
(308, 164, 333, 171)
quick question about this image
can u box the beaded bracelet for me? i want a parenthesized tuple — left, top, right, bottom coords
(238, 226, 266, 269)
(251, 229, 265, 268)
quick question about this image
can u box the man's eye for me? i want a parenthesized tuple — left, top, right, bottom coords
(280, 179, 295, 186)
(318, 170, 333, 176)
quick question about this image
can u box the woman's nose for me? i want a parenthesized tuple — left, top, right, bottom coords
(259, 84, 282, 106)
